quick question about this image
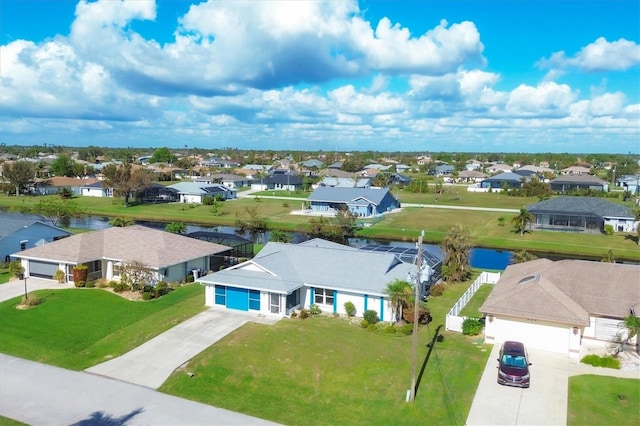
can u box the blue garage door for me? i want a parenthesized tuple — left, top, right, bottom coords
(227, 286, 249, 311)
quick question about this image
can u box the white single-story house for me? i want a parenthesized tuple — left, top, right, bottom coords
(306, 187, 400, 217)
(80, 181, 113, 197)
(1, 213, 72, 263)
(198, 238, 432, 319)
(168, 181, 237, 203)
(208, 173, 252, 189)
(12, 225, 232, 285)
(481, 258, 639, 359)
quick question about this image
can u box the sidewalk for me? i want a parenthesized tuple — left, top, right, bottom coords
(0, 354, 279, 426)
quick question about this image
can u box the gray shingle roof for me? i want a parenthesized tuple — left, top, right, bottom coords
(550, 175, 607, 184)
(13, 225, 231, 269)
(199, 240, 414, 295)
(481, 258, 640, 324)
(526, 196, 633, 218)
(307, 187, 393, 206)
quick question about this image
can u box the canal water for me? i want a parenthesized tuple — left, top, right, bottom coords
(17, 213, 514, 270)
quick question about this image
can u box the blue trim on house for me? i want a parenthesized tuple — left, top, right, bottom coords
(379, 298, 384, 322)
(364, 294, 368, 311)
(310, 287, 315, 306)
(333, 290, 337, 313)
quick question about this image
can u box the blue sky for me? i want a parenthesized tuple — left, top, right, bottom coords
(1, 0, 638, 153)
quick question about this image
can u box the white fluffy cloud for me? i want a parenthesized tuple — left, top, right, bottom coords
(539, 37, 640, 72)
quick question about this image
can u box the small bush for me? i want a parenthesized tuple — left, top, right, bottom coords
(344, 301, 356, 317)
(360, 319, 369, 328)
(462, 317, 484, 335)
(9, 261, 24, 278)
(384, 325, 396, 334)
(53, 269, 66, 283)
(74, 280, 86, 288)
(363, 310, 379, 324)
(604, 224, 614, 235)
(367, 323, 378, 332)
(185, 274, 195, 283)
(309, 304, 321, 316)
(290, 311, 298, 318)
(430, 283, 445, 297)
(400, 323, 413, 335)
(110, 282, 130, 293)
(580, 354, 621, 369)
(299, 309, 309, 319)
(21, 294, 42, 306)
(141, 292, 152, 300)
(85, 280, 96, 288)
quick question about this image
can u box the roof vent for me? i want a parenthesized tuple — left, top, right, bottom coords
(518, 274, 539, 285)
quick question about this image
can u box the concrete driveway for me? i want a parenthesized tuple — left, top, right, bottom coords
(467, 344, 640, 425)
(86, 308, 279, 389)
(0, 276, 73, 302)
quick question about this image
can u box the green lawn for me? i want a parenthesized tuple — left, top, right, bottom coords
(0, 284, 206, 370)
(568, 375, 640, 426)
(159, 279, 492, 425)
(0, 266, 11, 284)
(459, 284, 493, 318)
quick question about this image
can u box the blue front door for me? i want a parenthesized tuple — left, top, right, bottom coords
(227, 286, 249, 311)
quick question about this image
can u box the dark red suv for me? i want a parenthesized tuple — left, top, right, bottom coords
(497, 341, 531, 388)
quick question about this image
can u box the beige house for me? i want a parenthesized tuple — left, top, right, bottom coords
(12, 226, 231, 285)
(481, 258, 639, 359)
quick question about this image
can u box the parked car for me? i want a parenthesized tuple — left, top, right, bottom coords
(497, 341, 531, 388)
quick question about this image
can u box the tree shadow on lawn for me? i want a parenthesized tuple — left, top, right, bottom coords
(71, 407, 143, 426)
(415, 324, 443, 398)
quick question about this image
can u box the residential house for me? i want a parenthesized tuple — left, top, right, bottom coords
(465, 160, 483, 171)
(80, 181, 113, 198)
(34, 177, 100, 196)
(201, 158, 240, 169)
(480, 172, 525, 190)
(561, 166, 591, 175)
(250, 174, 303, 191)
(209, 173, 252, 189)
(389, 173, 412, 186)
(1, 213, 71, 263)
(549, 175, 608, 192)
(435, 164, 455, 176)
(300, 159, 324, 169)
(315, 177, 372, 189)
(12, 225, 232, 284)
(320, 168, 356, 179)
(395, 164, 412, 173)
(307, 187, 400, 217)
(484, 163, 513, 174)
(168, 181, 237, 203)
(481, 258, 639, 359)
(526, 196, 637, 233)
(197, 238, 435, 319)
(616, 175, 640, 195)
(458, 170, 486, 183)
(416, 155, 432, 166)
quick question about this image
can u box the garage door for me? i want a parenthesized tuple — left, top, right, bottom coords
(493, 318, 570, 354)
(595, 317, 625, 342)
(29, 260, 58, 278)
(214, 286, 261, 312)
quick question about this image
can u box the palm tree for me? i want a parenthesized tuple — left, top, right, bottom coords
(384, 279, 413, 324)
(512, 250, 537, 264)
(511, 207, 535, 236)
(109, 217, 134, 227)
(442, 223, 472, 282)
(621, 314, 640, 352)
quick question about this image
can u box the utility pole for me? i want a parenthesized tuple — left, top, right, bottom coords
(409, 231, 423, 402)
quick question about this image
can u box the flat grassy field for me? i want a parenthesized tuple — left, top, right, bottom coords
(159, 279, 492, 425)
(568, 375, 640, 425)
(0, 284, 206, 370)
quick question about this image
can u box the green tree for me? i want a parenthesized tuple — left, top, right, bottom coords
(270, 230, 292, 243)
(621, 314, 640, 350)
(102, 163, 153, 207)
(150, 147, 176, 164)
(2, 160, 36, 195)
(307, 208, 358, 244)
(442, 223, 471, 282)
(25, 199, 87, 227)
(384, 279, 413, 323)
(511, 207, 535, 236)
(165, 222, 187, 234)
(109, 217, 134, 227)
(50, 154, 77, 177)
(235, 204, 269, 243)
(512, 250, 537, 264)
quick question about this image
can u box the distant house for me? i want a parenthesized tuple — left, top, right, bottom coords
(0, 213, 71, 263)
(484, 163, 513, 174)
(307, 187, 400, 217)
(12, 225, 232, 284)
(395, 164, 412, 173)
(561, 166, 591, 175)
(34, 177, 100, 196)
(327, 161, 343, 170)
(198, 238, 437, 318)
(435, 164, 455, 176)
(481, 259, 639, 358)
(209, 173, 252, 189)
(201, 158, 240, 169)
(300, 159, 324, 169)
(480, 172, 525, 190)
(526, 196, 637, 233)
(250, 174, 303, 191)
(549, 175, 608, 192)
(80, 181, 113, 198)
(315, 177, 372, 189)
(389, 173, 412, 186)
(617, 175, 640, 195)
(458, 170, 486, 183)
(168, 182, 237, 203)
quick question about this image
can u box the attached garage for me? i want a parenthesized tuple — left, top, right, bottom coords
(28, 260, 59, 279)
(488, 316, 571, 354)
(214, 285, 260, 311)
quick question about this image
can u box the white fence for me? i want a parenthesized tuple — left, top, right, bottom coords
(445, 271, 501, 333)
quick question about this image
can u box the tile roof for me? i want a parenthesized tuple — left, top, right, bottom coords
(481, 258, 640, 325)
(13, 225, 231, 269)
(526, 196, 633, 218)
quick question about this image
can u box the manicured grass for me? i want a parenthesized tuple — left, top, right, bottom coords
(568, 375, 640, 426)
(0, 284, 206, 370)
(0, 416, 27, 426)
(159, 279, 492, 425)
(0, 267, 11, 284)
(459, 284, 493, 318)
